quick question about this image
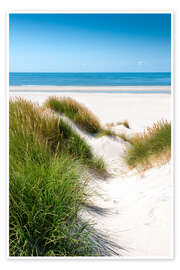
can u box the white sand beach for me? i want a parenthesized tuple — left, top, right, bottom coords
(9, 91, 172, 258)
(10, 85, 171, 92)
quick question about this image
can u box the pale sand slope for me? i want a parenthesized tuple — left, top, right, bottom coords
(9, 93, 172, 257)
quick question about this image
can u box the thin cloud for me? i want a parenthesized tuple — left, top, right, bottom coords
(137, 61, 144, 66)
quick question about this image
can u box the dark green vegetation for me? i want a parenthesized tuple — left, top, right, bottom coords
(9, 98, 107, 256)
(44, 96, 131, 142)
(10, 99, 105, 171)
(44, 96, 102, 134)
(124, 120, 171, 170)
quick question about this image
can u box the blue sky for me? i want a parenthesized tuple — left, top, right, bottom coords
(9, 13, 171, 72)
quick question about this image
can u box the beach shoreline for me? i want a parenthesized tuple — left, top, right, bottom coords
(9, 85, 171, 93)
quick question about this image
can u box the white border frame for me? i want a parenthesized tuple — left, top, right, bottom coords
(7, 10, 174, 261)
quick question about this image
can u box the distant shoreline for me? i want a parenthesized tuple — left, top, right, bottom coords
(9, 85, 171, 93)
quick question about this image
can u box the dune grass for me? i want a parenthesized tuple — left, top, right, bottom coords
(44, 96, 132, 145)
(9, 98, 107, 256)
(96, 128, 132, 144)
(105, 122, 115, 128)
(122, 120, 130, 129)
(10, 98, 105, 171)
(106, 120, 130, 129)
(124, 120, 171, 170)
(44, 96, 102, 134)
(117, 120, 130, 129)
(96, 128, 117, 137)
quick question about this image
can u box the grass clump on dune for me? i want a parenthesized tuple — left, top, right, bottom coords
(106, 120, 130, 129)
(44, 96, 102, 134)
(96, 128, 117, 137)
(96, 128, 132, 144)
(117, 120, 130, 129)
(10, 98, 105, 171)
(9, 98, 106, 256)
(122, 120, 130, 129)
(44, 96, 132, 145)
(124, 120, 171, 170)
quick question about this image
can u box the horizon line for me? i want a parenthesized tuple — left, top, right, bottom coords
(9, 71, 171, 73)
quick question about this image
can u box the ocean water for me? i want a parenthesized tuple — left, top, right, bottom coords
(9, 72, 171, 87)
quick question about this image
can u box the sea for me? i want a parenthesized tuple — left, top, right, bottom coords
(9, 72, 171, 94)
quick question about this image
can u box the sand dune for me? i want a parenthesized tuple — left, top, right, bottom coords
(9, 92, 172, 258)
(9, 92, 171, 129)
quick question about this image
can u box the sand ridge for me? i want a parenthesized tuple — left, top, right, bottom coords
(9, 92, 172, 257)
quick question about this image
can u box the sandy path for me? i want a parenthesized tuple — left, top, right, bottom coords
(9, 92, 172, 258)
(82, 163, 172, 257)
(69, 119, 172, 258)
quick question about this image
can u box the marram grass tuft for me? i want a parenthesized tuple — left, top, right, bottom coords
(44, 96, 102, 134)
(9, 98, 106, 256)
(124, 120, 171, 170)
